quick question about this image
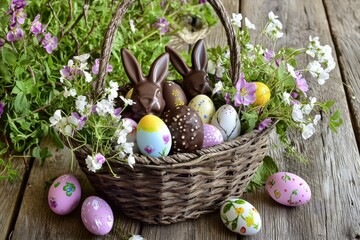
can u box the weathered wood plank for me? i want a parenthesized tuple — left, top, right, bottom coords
(241, 0, 360, 239)
(11, 138, 141, 239)
(140, 1, 240, 239)
(0, 157, 27, 240)
(323, 0, 360, 149)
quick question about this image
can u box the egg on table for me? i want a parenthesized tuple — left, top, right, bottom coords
(48, 174, 81, 215)
(81, 196, 114, 236)
(265, 172, 311, 206)
(220, 198, 261, 235)
(188, 94, 216, 124)
(211, 104, 241, 141)
(136, 115, 172, 157)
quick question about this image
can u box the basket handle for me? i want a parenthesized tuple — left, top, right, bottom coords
(95, 0, 241, 97)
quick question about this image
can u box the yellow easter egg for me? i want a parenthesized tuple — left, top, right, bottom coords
(252, 82, 271, 107)
(188, 94, 216, 124)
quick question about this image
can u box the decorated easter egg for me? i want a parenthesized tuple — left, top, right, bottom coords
(265, 172, 311, 206)
(202, 124, 223, 148)
(136, 115, 172, 157)
(163, 81, 188, 110)
(48, 174, 81, 215)
(81, 196, 114, 235)
(123, 118, 139, 153)
(211, 104, 241, 141)
(162, 105, 204, 153)
(220, 198, 261, 235)
(188, 94, 215, 124)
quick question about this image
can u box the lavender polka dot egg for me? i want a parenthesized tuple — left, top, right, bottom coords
(81, 196, 114, 235)
(265, 172, 311, 206)
(202, 124, 223, 148)
(48, 174, 81, 215)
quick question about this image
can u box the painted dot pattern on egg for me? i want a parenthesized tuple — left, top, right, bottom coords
(162, 105, 204, 153)
(163, 82, 188, 111)
(188, 94, 216, 124)
(202, 124, 224, 148)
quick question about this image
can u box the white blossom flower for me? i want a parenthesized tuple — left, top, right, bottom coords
(127, 154, 135, 169)
(232, 13, 242, 28)
(85, 153, 106, 172)
(212, 81, 223, 95)
(74, 53, 90, 63)
(282, 92, 291, 105)
(245, 17, 255, 29)
(207, 60, 224, 78)
(120, 96, 135, 106)
(122, 142, 134, 154)
(76, 95, 88, 114)
(83, 71, 93, 83)
(301, 123, 316, 140)
(63, 124, 73, 136)
(287, 63, 297, 78)
(313, 114, 321, 125)
(266, 11, 283, 39)
(307, 61, 329, 85)
(302, 97, 317, 114)
(64, 87, 77, 98)
(96, 99, 115, 116)
(49, 110, 62, 126)
(129, 19, 136, 33)
(105, 81, 119, 101)
(292, 104, 304, 122)
(245, 43, 254, 51)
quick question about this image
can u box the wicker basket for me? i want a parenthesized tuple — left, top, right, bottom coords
(70, 0, 274, 225)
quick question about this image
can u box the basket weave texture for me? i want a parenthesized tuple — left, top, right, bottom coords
(69, 0, 274, 224)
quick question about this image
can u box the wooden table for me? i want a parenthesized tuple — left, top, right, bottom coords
(2, 0, 360, 239)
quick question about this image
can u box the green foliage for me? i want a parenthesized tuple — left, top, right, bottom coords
(246, 156, 279, 192)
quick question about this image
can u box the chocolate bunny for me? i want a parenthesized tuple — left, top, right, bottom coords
(165, 39, 212, 99)
(121, 48, 169, 119)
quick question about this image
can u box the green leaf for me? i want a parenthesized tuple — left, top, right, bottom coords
(231, 217, 238, 231)
(234, 199, 246, 205)
(14, 92, 30, 114)
(32, 146, 52, 163)
(246, 156, 279, 192)
(223, 203, 232, 214)
(241, 111, 258, 133)
(321, 100, 335, 114)
(329, 110, 343, 133)
(1, 47, 17, 65)
(49, 127, 64, 149)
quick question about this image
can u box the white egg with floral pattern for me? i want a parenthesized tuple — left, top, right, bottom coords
(220, 198, 261, 235)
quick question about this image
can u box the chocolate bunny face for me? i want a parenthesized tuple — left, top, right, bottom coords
(121, 48, 169, 118)
(165, 39, 212, 99)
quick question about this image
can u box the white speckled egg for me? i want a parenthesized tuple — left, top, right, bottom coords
(123, 118, 139, 153)
(188, 94, 216, 124)
(81, 196, 114, 236)
(48, 174, 81, 215)
(136, 115, 172, 157)
(211, 104, 241, 141)
(265, 172, 311, 206)
(220, 198, 261, 235)
(202, 124, 223, 148)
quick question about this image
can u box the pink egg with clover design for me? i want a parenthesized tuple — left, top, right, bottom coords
(136, 114, 172, 157)
(81, 196, 114, 236)
(48, 174, 81, 215)
(265, 172, 311, 206)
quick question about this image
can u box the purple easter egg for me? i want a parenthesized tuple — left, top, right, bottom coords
(48, 174, 81, 215)
(202, 124, 224, 148)
(81, 196, 114, 235)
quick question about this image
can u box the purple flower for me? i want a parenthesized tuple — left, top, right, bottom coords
(264, 49, 275, 62)
(234, 73, 257, 106)
(7, 0, 27, 14)
(41, 33, 58, 54)
(95, 153, 106, 165)
(71, 112, 87, 130)
(160, 0, 167, 7)
(114, 107, 122, 117)
(0, 102, 4, 118)
(258, 118, 272, 131)
(144, 145, 154, 154)
(295, 72, 309, 96)
(152, 17, 169, 35)
(0, 38, 5, 48)
(291, 91, 298, 99)
(91, 58, 113, 75)
(7, 0, 27, 29)
(199, 0, 206, 3)
(224, 92, 231, 104)
(275, 59, 281, 67)
(6, 26, 24, 42)
(30, 14, 46, 36)
(163, 135, 170, 144)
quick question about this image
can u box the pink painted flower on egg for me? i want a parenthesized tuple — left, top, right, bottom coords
(163, 135, 170, 144)
(144, 145, 154, 154)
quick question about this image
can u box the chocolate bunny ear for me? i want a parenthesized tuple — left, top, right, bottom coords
(165, 45, 190, 77)
(121, 48, 145, 85)
(148, 52, 169, 85)
(191, 39, 208, 71)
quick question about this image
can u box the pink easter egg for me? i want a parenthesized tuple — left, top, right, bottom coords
(81, 196, 114, 235)
(265, 172, 311, 206)
(202, 124, 224, 148)
(48, 174, 81, 215)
